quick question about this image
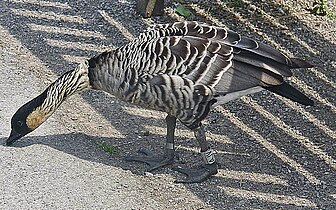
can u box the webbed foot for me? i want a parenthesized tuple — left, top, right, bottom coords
(125, 148, 174, 171)
(173, 163, 218, 183)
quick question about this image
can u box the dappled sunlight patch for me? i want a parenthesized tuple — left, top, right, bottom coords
(218, 169, 289, 186)
(144, 125, 234, 144)
(45, 38, 110, 52)
(9, 0, 71, 9)
(61, 55, 89, 64)
(241, 97, 336, 170)
(10, 8, 87, 23)
(98, 10, 135, 40)
(219, 186, 317, 208)
(28, 23, 107, 40)
(215, 106, 321, 185)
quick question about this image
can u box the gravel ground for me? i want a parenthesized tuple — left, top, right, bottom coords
(0, 0, 335, 209)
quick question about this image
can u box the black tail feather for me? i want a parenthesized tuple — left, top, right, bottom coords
(265, 82, 314, 106)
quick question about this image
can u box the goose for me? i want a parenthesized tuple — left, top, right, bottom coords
(6, 21, 313, 183)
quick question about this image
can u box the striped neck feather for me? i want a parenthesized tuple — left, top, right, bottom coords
(26, 62, 91, 129)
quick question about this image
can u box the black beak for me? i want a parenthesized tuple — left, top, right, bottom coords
(5, 129, 22, 146)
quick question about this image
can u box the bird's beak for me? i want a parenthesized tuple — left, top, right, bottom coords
(5, 129, 22, 146)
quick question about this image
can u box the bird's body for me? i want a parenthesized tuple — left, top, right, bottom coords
(6, 21, 314, 182)
(88, 21, 312, 128)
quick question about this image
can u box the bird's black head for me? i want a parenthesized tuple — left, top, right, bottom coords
(6, 91, 47, 146)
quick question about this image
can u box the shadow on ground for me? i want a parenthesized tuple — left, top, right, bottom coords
(0, 127, 331, 209)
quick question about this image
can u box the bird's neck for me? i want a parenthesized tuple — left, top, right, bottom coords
(88, 50, 138, 99)
(37, 61, 91, 118)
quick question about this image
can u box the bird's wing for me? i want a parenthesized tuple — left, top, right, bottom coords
(136, 21, 311, 94)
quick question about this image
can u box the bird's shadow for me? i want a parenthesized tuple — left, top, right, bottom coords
(0, 129, 331, 209)
(0, 130, 218, 179)
(1, 132, 158, 175)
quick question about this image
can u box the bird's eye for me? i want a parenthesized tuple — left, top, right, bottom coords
(17, 121, 23, 127)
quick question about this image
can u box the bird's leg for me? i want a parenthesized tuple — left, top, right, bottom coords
(174, 124, 218, 183)
(125, 115, 176, 171)
(162, 114, 177, 165)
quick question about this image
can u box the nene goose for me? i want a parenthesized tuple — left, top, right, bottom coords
(6, 21, 313, 183)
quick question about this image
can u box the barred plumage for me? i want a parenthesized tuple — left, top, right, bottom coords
(41, 62, 90, 114)
(7, 21, 314, 183)
(88, 21, 312, 128)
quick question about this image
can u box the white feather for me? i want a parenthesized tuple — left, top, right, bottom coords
(214, 86, 263, 105)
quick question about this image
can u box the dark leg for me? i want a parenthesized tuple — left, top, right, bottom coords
(125, 115, 176, 171)
(174, 123, 218, 183)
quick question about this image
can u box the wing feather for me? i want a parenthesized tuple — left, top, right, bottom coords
(136, 21, 311, 97)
